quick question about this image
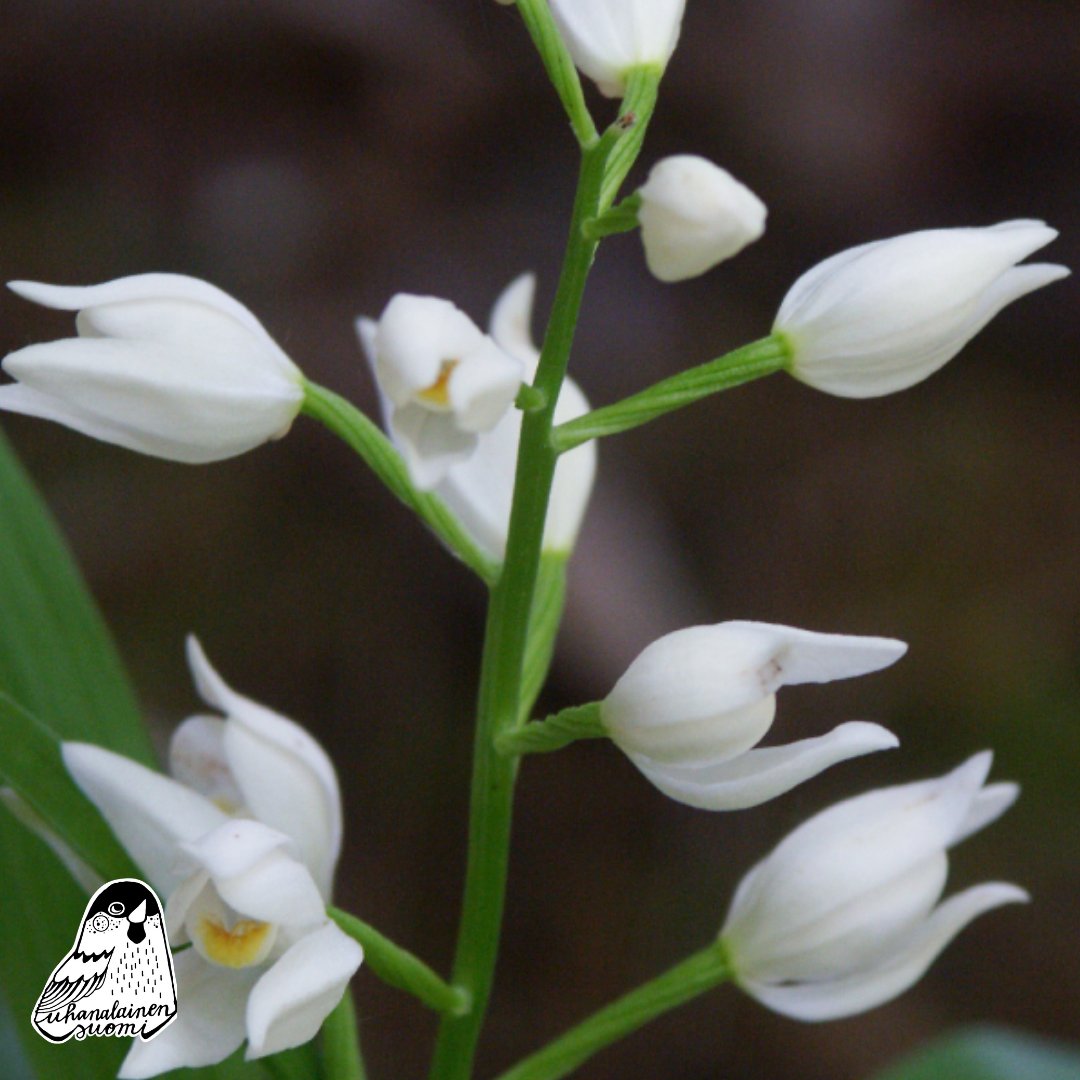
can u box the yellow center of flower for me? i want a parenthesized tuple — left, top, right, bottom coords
(195, 916, 276, 969)
(416, 359, 459, 408)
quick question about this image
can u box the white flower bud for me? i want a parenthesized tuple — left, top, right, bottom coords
(368, 294, 524, 490)
(775, 220, 1069, 397)
(721, 752, 1026, 1021)
(548, 0, 686, 98)
(600, 622, 905, 810)
(0, 275, 305, 463)
(637, 156, 766, 282)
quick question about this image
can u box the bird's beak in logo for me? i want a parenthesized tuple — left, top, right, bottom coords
(127, 899, 147, 944)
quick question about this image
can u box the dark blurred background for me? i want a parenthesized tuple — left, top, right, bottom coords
(1, 1, 1078, 1077)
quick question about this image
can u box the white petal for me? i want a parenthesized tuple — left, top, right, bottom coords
(951, 781, 1020, 845)
(0, 787, 103, 894)
(118, 949, 254, 1077)
(549, 0, 686, 97)
(390, 402, 478, 490)
(1, 338, 302, 463)
(445, 337, 523, 433)
(169, 715, 245, 814)
(723, 753, 995, 949)
(185, 637, 342, 896)
(245, 921, 363, 1059)
(181, 820, 326, 928)
(9, 274, 277, 348)
(627, 721, 898, 810)
(62, 742, 228, 895)
(741, 883, 1029, 1022)
(721, 622, 907, 687)
(489, 272, 541, 369)
(545, 374, 597, 553)
(373, 294, 485, 406)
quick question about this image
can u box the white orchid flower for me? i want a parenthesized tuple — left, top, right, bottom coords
(775, 220, 1069, 397)
(359, 274, 596, 559)
(600, 621, 905, 810)
(367, 293, 524, 490)
(720, 752, 1027, 1021)
(0, 274, 305, 463)
(548, 0, 687, 98)
(637, 156, 766, 282)
(60, 637, 361, 1077)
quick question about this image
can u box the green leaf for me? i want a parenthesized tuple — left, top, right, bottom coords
(872, 1025, 1080, 1080)
(0, 693, 140, 881)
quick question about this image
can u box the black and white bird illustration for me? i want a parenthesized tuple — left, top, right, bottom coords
(33, 878, 177, 1044)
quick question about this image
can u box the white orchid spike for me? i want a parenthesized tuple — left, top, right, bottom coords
(0, 275, 305, 463)
(775, 220, 1069, 397)
(600, 621, 906, 810)
(60, 637, 361, 1077)
(548, 0, 687, 98)
(637, 156, 766, 282)
(359, 274, 596, 559)
(721, 752, 1026, 1021)
(367, 293, 524, 490)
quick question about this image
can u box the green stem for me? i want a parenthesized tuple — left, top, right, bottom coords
(515, 0, 597, 147)
(496, 702, 605, 756)
(427, 115, 635, 1080)
(329, 908, 469, 1016)
(599, 67, 661, 210)
(552, 335, 791, 453)
(494, 944, 732, 1080)
(582, 194, 641, 241)
(301, 382, 500, 585)
(321, 987, 366, 1080)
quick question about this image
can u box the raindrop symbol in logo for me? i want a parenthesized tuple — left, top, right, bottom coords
(32, 878, 177, 1043)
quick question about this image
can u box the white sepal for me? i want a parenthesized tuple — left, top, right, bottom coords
(637, 156, 766, 282)
(62, 742, 229, 896)
(1, 274, 305, 463)
(245, 921, 364, 1059)
(626, 721, 898, 811)
(118, 949, 256, 1077)
(548, 0, 686, 98)
(775, 221, 1069, 397)
(185, 636, 342, 897)
(721, 753, 1026, 1021)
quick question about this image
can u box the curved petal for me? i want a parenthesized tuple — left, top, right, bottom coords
(390, 402, 477, 490)
(951, 781, 1020, 845)
(118, 949, 254, 1078)
(722, 622, 907, 688)
(169, 715, 245, 814)
(628, 721, 898, 810)
(186, 637, 342, 893)
(245, 921, 363, 1059)
(9, 274, 277, 347)
(62, 742, 228, 895)
(723, 753, 996, 950)
(546, 374, 597, 553)
(489, 272, 540, 370)
(445, 337, 522, 433)
(740, 882, 1029, 1022)
(182, 819, 326, 929)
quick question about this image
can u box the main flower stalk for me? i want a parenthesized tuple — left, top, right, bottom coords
(429, 82, 653, 1079)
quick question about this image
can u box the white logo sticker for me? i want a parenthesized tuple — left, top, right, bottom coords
(32, 878, 178, 1043)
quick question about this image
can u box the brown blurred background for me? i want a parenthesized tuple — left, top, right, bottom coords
(1, 1, 1078, 1077)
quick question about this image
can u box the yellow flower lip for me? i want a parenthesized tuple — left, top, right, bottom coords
(416, 359, 459, 408)
(195, 915, 276, 969)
